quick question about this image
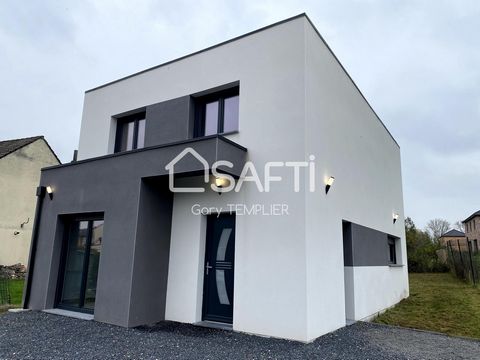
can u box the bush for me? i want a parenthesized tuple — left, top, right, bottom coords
(406, 217, 448, 273)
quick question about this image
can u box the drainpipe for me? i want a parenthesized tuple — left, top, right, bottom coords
(22, 186, 46, 309)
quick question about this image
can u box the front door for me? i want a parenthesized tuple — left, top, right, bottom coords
(57, 218, 103, 313)
(202, 213, 235, 323)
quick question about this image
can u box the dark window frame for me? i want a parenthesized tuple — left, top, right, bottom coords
(55, 213, 104, 314)
(388, 236, 397, 265)
(194, 87, 239, 138)
(114, 111, 146, 153)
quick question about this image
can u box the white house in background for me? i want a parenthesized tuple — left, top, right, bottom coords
(0, 136, 60, 266)
(25, 14, 408, 342)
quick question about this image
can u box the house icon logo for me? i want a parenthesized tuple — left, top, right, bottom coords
(165, 147, 210, 192)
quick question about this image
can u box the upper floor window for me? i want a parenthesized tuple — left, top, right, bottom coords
(114, 112, 146, 153)
(194, 87, 239, 137)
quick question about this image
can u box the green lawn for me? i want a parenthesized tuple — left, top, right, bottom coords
(374, 273, 480, 339)
(9, 279, 24, 305)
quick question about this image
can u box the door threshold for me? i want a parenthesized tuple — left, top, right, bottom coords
(194, 320, 233, 331)
(43, 308, 94, 321)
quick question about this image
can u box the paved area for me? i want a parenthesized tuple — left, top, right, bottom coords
(0, 311, 479, 359)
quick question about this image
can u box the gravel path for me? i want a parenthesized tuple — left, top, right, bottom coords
(0, 311, 479, 359)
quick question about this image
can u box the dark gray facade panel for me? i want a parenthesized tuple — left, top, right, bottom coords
(145, 96, 193, 147)
(26, 136, 246, 328)
(342, 222, 353, 266)
(128, 178, 173, 327)
(343, 222, 394, 267)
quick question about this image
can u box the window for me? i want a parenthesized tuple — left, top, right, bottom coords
(474, 239, 479, 253)
(57, 217, 104, 313)
(388, 237, 397, 264)
(194, 87, 239, 137)
(114, 112, 146, 152)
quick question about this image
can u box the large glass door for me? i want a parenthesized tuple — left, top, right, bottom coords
(58, 218, 103, 313)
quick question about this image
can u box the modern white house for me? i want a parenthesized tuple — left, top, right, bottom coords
(24, 14, 408, 342)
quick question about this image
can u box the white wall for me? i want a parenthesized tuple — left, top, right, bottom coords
(347, 266, 408, 321)
(303, 20, 408, 340)
(0, 139, 59, 265)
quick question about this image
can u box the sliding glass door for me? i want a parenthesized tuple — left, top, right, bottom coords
(58, 218, 103, 313)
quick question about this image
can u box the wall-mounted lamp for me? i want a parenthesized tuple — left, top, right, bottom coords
(46, 186, 54, 200)
(215, 177, 229, 195)
(325, 176, 335, 194)
(393, 213, 399, 224)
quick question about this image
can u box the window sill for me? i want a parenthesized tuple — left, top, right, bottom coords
(388, 264, 404, 268)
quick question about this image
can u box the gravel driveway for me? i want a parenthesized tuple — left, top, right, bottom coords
(0, 311, 479, 359)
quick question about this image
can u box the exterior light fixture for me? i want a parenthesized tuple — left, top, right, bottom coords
(325, 176, 335, 194)
(215, 177, 229, 195)
(393, 213, 399, 224)
(46, 186, 54, 200)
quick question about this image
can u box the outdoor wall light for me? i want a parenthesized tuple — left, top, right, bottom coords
(215, 177, 229, 195)
(393, 213, 399, 224)
(46, 186, 54, 200)
(325, 176, 335, 194)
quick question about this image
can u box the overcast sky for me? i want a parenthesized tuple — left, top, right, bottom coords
(1, 1, 479, 229)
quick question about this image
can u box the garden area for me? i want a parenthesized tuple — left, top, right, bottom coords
(374, 273, 480, 339)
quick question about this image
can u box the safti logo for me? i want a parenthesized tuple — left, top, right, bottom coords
(165, 147, 317, 194)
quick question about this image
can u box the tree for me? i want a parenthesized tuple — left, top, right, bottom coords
(425, 218, 450, 244)
(406, 217, 448, 273)
(453, 221, 465, 232)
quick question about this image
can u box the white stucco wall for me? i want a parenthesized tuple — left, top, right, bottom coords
(345, 266, 408, 321)
(76, 15, 408, 342)
(303, 21, 408, 339)
(0, 139, 59, 265)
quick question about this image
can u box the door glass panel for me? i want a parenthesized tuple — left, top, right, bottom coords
(83, 220, 103, 310)
(204, 101, 219, 136)
(223, 95, 239, 133)
(61, 221, 89, 307)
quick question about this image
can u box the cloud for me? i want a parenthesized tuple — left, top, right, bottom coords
(0, 0, 479, 228)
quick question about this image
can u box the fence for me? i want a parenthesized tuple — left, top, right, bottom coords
(0, 275, 11, 305)
(447, 239, 480, 285)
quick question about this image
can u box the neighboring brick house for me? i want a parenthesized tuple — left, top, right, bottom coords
(439, 229, 467, 252)
(463, 211, 480, 253)
(0, 136, 60, 266)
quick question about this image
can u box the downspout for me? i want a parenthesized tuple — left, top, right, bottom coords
(22, 186, 46, 309)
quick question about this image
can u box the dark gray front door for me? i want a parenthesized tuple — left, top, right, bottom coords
(202, 213, 235, 323)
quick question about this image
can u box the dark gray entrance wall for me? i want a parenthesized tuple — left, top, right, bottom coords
(343, 222, 397, 266)
(27, 136, 247, 328)
(128, 177, 173, 327)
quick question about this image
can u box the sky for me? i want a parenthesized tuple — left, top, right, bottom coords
(1, 0, 479, 229)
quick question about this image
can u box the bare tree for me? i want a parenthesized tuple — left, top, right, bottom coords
(453, 220, 465, 232)
(425, 218, 450, 243)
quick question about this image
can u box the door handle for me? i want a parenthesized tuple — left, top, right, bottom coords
(205, 261, 213, 275)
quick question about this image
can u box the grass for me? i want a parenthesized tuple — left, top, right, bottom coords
(0, 279, 24, 313)
(8, 279, 24, 305)
(374, 273, 480, 339)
